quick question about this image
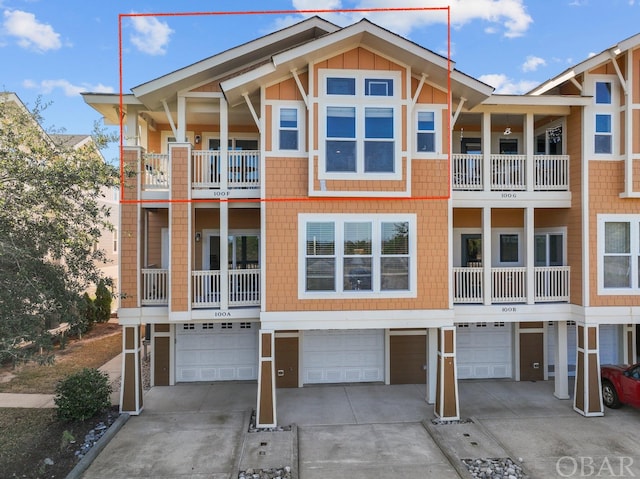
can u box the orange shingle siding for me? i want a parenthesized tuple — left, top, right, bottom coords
(264, 156, 449, 312)
(565, 107, 584, 306)
(589, 160, 640, 307)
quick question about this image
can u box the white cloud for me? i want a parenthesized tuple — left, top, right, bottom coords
(23, 79, 114, 96)
(478, 73, 539, 94)
(522, 55, 546, 72)
(129, 16, 173, 55)
(286, 0, 532, 38)
(3, 9, 61, 52)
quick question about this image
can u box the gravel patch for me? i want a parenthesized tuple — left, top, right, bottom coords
(462, 457, 527, 479)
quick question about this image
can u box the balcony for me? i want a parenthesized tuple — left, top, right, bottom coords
(453, 266, 570, 304)
(452, 154, 569, 192)
(141, 269, 260, 308)
(141, 150, 261, 195)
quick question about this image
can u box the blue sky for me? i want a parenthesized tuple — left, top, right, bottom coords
(1, 0, 639, 164)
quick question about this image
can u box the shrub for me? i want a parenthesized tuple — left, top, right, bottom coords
(94, 280, 112, 323)
(54, 368, 113, 422)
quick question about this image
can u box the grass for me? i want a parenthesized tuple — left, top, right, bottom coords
(0, 322, 122, 394)
(0, 321, 123, 478)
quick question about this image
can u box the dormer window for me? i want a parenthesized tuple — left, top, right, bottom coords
(319, 70, 401, 179)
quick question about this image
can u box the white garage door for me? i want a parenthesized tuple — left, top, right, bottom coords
(599, 324, 620, 365)
(548, 323, 620, 375)
(176, 322, 258, 382)
(303, 330, 384, 384)
(457, 322, 512, 379)
(547, 322, 577, 376)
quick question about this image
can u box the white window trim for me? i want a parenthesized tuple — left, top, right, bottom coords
(491, 229, 523, 267)
(317, 69, 403, 181)
(269, 102, 306, 157)
(585, 74, 618, 158)
(201, 133, 260, 150)
(414, 107, 445, 157)
(298, 213, 417, 299)
(160, 130, 194, 154)
(597, 214, 640, 295)
(534, 227, 567, 266)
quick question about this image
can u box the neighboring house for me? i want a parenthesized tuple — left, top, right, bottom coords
(0, 93, 119, 299)
(83, 17, 640, 424)
(51, 134, 120, 297)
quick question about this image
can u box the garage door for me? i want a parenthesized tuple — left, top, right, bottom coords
(547, 322, 577, 376)
(176, 322, 258, 382)
(599, 324, 620, 365)
(457, 322, 512, 379)
(303, 330, 384, 384)
(548, 323, 619, 375)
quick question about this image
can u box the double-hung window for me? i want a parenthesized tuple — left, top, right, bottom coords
(300, 214, 416, 297)
(321, 70, 401, 178)
(598, 215, 640, 293)
(279, 108, 299, 150)
(416, 111, 436, 153)
(593, 80, 614, 155)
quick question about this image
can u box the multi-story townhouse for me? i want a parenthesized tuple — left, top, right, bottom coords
(83, 17, 640, 425)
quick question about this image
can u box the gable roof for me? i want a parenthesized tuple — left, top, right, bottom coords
(528, 31, 640, 96)
(131, 16, 340, 110)
(220, 18, 492, 108)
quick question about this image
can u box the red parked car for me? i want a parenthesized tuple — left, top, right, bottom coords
(601, 363, 640, 409)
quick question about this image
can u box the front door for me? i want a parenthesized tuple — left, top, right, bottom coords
(275, 337, 298, 388)
(520, 323, 544, 381)
(390, 334, 426, 384)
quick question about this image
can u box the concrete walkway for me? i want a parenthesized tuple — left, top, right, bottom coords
(0, 353, 122, 409)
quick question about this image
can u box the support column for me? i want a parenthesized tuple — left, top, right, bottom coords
(482, 207, 492, 305)
(624, 324, 636, 365)
(573, 324, 603, 416)
(257, 330, 276, 427)
(435, 326, 460, 420)
(525, 207, 535, 305)
(553, 321, 570, 399)
(427, 327, 438, 404)
(120, 325, 143, 414)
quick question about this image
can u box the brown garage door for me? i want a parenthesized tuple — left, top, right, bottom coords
(390, 335, 426, 384)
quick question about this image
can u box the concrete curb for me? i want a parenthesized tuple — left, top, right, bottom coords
(291, 423, 299, 479)
(421, 418, 469, 479)
(65, 413, 129, 479)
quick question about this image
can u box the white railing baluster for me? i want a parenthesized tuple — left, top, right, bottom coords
(534, 266, 570, 302)
(141, 269, 168, 305)
(534, 155, 569, 190)
(142, 154, 170, 190)
(452, 267, 483, 303)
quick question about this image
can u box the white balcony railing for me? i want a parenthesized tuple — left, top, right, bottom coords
(491, 155, 526, 191)
(141, 268, 169, 305)
(192, 150, 260, 190)
(453, 267, 483, 303)
(142, 154, 170, 190)
(141, 269, 260, 308)
(452, 154, 483, 190)
(229, 269, 261, 307)
(192, 270, 222, 308)
(452, 154, 569, 192)
(453, 266, 570, 304)
(534, 266, 570, 302)
(534, 155, 569, 190)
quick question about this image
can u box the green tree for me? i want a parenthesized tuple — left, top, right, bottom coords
(94, 279, 112, 323)
(0, 93, 119, 364)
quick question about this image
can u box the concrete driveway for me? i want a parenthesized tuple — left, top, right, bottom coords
(80, 380, 640, 478)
